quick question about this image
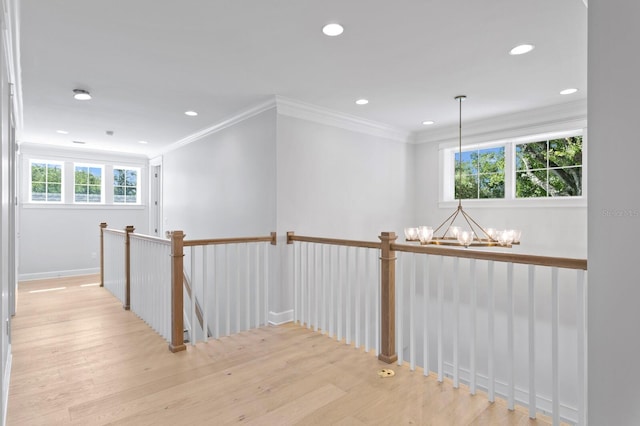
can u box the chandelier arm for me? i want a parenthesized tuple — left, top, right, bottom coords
(433, 206, 461, 239)
(460, 208, 496, 242)
(459, 209, 483, 242)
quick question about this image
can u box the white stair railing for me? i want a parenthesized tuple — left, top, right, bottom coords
(102, 228, 127, 304)
(289, 231, 587, 426)
(129, 233, 172, 342)
(184, 234, 276, 345)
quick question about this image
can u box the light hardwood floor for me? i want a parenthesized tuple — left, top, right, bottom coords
(7, 275, 556, 425)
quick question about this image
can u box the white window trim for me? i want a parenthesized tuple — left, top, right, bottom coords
(73, 163, 105, 204)
(440, 128, 586, 208)
(28, 159, 65, 204)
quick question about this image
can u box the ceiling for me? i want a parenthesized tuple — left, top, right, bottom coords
(18, 0, 587, 157)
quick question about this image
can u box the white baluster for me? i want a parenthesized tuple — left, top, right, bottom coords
(453, 256, 459, 388)
(507, 262, 514, 410)
(552, 267, 560, 426)
(437, 255, 444, 382)
(191, 246, 196, 345)
(577, 269, 586, 426)
(346, 247, 351, 345)
(488, 260, 495, 402)
(203, 245, 208, 343)
(225, 245, 230, 337)
(410, 253, 416, 371)
(470, 259, 476, 394)
(397, 253, 404, 367)
(423, 255, 430, 377)
(528, 264, 536, 418)
(355, 248, 361, 349)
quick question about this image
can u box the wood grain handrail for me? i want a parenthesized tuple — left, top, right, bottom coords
(287, 233, 382, 250)
(391, 243, 587, 270)
(184, 232, 277, 247)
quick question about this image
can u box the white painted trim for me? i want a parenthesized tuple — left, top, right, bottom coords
(3, 346, 11, 426)
(19, 268, 100, 282)
(2, 0, 23, 132)
(160, 98, 277, 155)
(269, 309, 294, 325)
(275, 96, 411, 143)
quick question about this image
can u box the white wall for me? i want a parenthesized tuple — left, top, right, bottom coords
(588, 1, 640, 424)
(18, 145, 149, 280)
(161, 108, 277, 239)
(276, 114, 415, 240)
(275, 113, 415, 315)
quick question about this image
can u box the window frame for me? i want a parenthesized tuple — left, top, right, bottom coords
(73, 163, 105, 204)
(29, 159, 65, 203)
(440, 129, 586, 207)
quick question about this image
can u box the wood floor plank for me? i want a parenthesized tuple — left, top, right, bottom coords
(7, 274, 559, 425)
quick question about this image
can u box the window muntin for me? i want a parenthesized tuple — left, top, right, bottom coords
(454, 146, 505, 199)
(113, 167, 139, 204)
(515, 136, 583, 197)
(444, 132, 583, 201)
(30, 160, 63, 202)
(74, 164, 103, 203)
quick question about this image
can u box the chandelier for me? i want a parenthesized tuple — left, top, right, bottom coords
(405, 96, 521, 248)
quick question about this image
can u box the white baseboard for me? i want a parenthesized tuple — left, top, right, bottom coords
(440, 361, 578, 424)
(269, 309, 294, 325)
(3, 345, 12, 426)
(18, 268, 100, 282)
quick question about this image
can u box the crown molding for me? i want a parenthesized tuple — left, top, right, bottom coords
(159, 98, 277, 156)
(275, 96, 411, 143)
(412, 98, 587, 146)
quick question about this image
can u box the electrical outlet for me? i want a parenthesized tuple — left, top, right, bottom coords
(91, 252, 97, 259)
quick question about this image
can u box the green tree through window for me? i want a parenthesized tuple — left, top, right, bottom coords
(516, 136, 582, 197)
(75, 165, 103, 203)
(31, 161, 62, 202)
(113, 167, 138, 203)
(455, 147, 505, 199)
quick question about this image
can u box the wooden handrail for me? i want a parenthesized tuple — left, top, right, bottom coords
(287, 232, 382, 250)
(184, 232, 277, 247)
(391, 243, 588, 270)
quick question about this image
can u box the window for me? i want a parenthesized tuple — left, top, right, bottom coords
(113, 167, 139, 204)
(444, 132, 583, 201)
(30, 160, 63, 202)
(74, 164, 103, 203)
(455, 147, 505, 199)
(515, 136, 583, 197)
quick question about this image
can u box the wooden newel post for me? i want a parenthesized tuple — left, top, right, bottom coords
(124, 225, 135, 310)
(169, 231, 186, 353)
(99, 222, 107, 287)
(379, 231, 398, 364)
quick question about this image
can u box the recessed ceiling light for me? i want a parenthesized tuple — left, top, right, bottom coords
(185, 110, 198, 116)
(73, 89, 92, 100)
(56, 130, 69, 134)
(422, 120, 435, 126)
(560, 88, 578, 95)
(509, 44, 535, 55)
(322, 23, 344, 37)
(138, 140, 148, 144)
(355, 99, 369, 105)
